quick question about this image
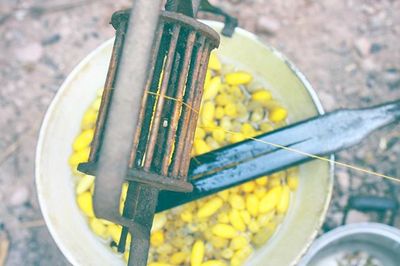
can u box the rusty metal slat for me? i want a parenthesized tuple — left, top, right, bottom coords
(89, 20, 127, 161)
(152, 35, 183, 174)
(161, 31, 197, 175)
(144, 25, 181, 170)
(179, 41, 211, 177)
(170, 35, 206, 176)
(131, 24, 172, 169)
(129, 24, 165, 167)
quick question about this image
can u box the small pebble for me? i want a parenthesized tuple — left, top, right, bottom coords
(256, 17, 281, 35)
(9, 186, 30, 206)
(354, 37, 371, 57)
(15, 42, 43, 63)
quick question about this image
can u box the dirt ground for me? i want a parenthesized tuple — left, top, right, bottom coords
(0, 0, 399, 265)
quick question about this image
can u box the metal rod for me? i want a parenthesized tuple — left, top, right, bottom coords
(179, 41, 211, 176)
(89, 20, 127, 162)
(161, 31, 197, 174)
(144, 25, 181, 170)
(127, 184, 159, 266)
(129, 23, 165, 168)
(170, 36, 207, 176)
(156, 100, 400, 212)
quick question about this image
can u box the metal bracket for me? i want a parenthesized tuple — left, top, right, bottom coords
(199, 0, 238, 37)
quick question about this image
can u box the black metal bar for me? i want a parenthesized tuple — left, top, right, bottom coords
(156, 100, 400, 212)
(126, 184, 159, 266)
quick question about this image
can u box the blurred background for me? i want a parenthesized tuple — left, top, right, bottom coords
(0, 0, 399, 265)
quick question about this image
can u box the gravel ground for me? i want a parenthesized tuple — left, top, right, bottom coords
(0, 0, 399, 265)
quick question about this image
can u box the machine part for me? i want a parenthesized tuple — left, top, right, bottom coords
(81, 98, 399, 212)
(155, 100, 400, 211)
(80, 97, 400, 213)
(79, 3, 219, 265)
(199, 0, 238, 37)
(297, 223, 400, 266)
(165, 0, 238, 36)
(341, 195, 398, 226)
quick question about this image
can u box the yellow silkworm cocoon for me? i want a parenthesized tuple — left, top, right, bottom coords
(180, 209, 193, 222)
(276, 185, 290, 214)
(225, 71, 252, 85)
(229, 133, 245, 143)
(201, 101, 215, 126)
(229, 194, 245, 210)
(73, 129, 94, 151)
(195, 127, 206, 139)
(224, 103, 238, 118)
(241, 181, 255, 193)
(197, 197, 223, 219)
(191, 240, 205, 266)
(194, 139, 211, 155)
(89, 218, 108, 238)
(212, 128, 225, 143)
(268, 106, 288, 123)
(251, 89, 272, 102)
(230, 235, 248, 251)
(219, 116, 232, 130)
(230, 246, 253, 266)
(208, 53, 221, 71)
(248, 220, 260, 233)
(260, 122, 274, 133)
(201, 260, 227, 266)
(204, 69, 212, 88)
(76, 175, 95, 194)
(229, 209, 246, 231)
(210, 236, 229, 248)
(203, 77, 221, 101)
(215, 106, 225, 119)
(257, 212, 274, 227)
(206, 136, 220, 150)
(151, 230, 165, 247)
(240, 123, 255, 137)
(68, 147, 91, 166)
(246, 194, 259, 217)
(218, 190, 230, 201)
(259, 186, 282, 213)
(255, 176, 268, 186)
(107, 224, 122, 243)
(287, 175, 299, 190)
(170, 252, 187, 265)
(221, 248, 234, 259)
(217, 212, 230, 224)
(254, 187, 267, 199)
(228, 86, 243, 98)
(268, 176, 281, 187)
(236, 104, 247, 118)
(212, 224, 238, 239)
(81, 108, 98, 130)
(158, 243, 173, 256)
(76, 191, 94, 217)
(215, 94, 231, 107)
(252, 225, 275, 247)
(152, 213, 167, 232)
